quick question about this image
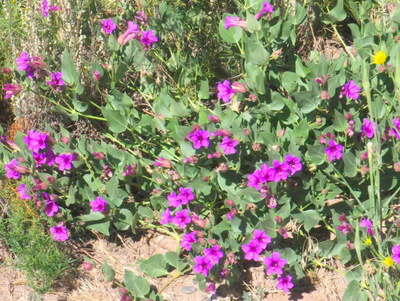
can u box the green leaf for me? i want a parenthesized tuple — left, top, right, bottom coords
(332, 109, 347, 132)
(165, 252, 188, 271)
(124, 270, 151, 298)
(342, 280, 369, 301)
(87, 220, 111, 236)
(307, 145, 326, 165)
(292, 210, 320, 232)
(138, 206, 154, 218)
(219, 19, 243, 43)
(292, 119, 310, 145)
(102, 260, 115, 282)
(293, 91, 321, 114)
(343, 152, 358, 177)
(321, 0, 347, 25)
(198, 80, 210, 99)
(248, 45, 269, 66)
(282, 72, 301, 92)
(139, 254, 169, 278)
(102, 108, 128, 133)
(114, 209, 134, 231)
(246, 13, 261, 33)
(61, 50, 79, 85)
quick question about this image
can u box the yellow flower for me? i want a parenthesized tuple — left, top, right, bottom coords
(383, 257, 394, 267)
(364, 237, 372, 246)
(372, 51, 388, 65)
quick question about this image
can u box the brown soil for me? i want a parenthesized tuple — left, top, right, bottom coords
(0, 229, 348, 301)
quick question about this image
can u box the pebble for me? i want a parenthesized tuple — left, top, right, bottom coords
(181, 286, 197, 294)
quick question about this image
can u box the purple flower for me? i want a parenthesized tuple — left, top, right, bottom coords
(188, 129, 210, 149)
(193, 255, 214, 277)
(167, 191, 182, 207)
(160, 208, 173, 224)
(268, 160, 289, 182)
(337, 222, 353, 234)
(117, 21, 140, 46)
(50, 225, 69, 241)
(241, 240, 264, 261)
(204, 245, 224, 264)
(392, 118, 400, 139)
(178, 187, 195, 205)
(93, 70, 102, 81)
(101, 18, 117, 35)
(17, 183, 31, 200)
(41, 0, 49, 17)
(55, 153, 74, 171)
(220, 136, 239, 155)
(224, 16, 247, 30)
(360, 218, 375, 236)
(181, 232, 197, 251)
(392, 245, 400, 265)
(340, 80, 360, 100)
(172, 209, 191, 229)
(140, 30, 158, 48)
(46, 72, 64, 90)
(324, 140, 344, 161)
(284, 155, 302, 175)
(44, 200, 59, 217)
(255, 2, 274, 19)
(24, 130, 49, 153)
(252, 229, 272, 250)
(5, 159, 22, 179)
(276, 275, 294, 293)
(16, 52, 30, 71)
(122, 164, 136, 176)
(263, 252, 287, 275)
(3, 84, 22, 99)
(33, 148, 56, 167)
(217, 80, 235, 103)
(90, 196, 107, 212)
(135, 11, 148, 25)
(361, 118, 376, 139)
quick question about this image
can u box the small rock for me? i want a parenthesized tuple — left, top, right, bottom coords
(181, 286, 197, 294)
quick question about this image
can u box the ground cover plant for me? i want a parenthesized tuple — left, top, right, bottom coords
(2, 0, 400, 300)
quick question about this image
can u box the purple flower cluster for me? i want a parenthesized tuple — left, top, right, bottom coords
(5, 159, 28, 179)
(247, 155, 302, 191)
(167, 187, 195, 207)
(193, 244, 225, 277)
(336, 213, 353, 234)
(160, 208, 191, 229)
(116, 20, 158, 49)
(16, 52, 46, 79)
(241, 229, 272, 261)
(360, 218, 375, 236)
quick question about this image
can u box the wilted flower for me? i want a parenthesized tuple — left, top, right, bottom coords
(3, 83, 22, 99)
(135, 11, 148, 25)
(93, 70, 102, 80)
(17, 183, 31, 200)
(117, 21, 140, 46)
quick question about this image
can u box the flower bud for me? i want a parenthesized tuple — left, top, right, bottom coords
(208, 115, 221, 123)
(216, 163, 228, 173)
(193, 230, 204, 238)
(243, 129, 250, 135)
(270, 48, 283, 60)
(192, 214, 207, 228)
(231, 82, 247, 93)
(93, 70, 102, 81)
(17, 156, 25, 163)
(252, 142, 261, 151)
(119, 287, 128, 294)
(320, 90, 330, 100)
(360, 164, 369, 175)
(2, 67, 12, 74)
(248, 94, 258, 102)
(60, 136, 70, 144)
(394, 162, 400, 172)
(275, 216, 283, 223)
(208, 239, 218, 245)
(205, 281, 216, 294)
(220, 268, 229, 279)
(93, 152, 105, 160)
(153, 157, 172, 169)
(82, 261, 93, 270)
(225, 199, 235, 207)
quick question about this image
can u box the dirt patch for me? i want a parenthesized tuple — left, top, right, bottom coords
(0, 230, 348, 301)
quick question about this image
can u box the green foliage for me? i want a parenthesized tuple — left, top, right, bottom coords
(0, 180, 71, 294)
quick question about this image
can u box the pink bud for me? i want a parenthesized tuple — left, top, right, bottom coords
(119, 287, 128, 294)
(60, 136, 70, 144)
(82, 261, 93, 270)
(2, 67, 12, 74)
(208, 115, 221, 123)
(243, 129, 250, 135)
(275, 216, 283, 223)
(394, 162, 400, 172)
(231, 82, 247, 93)
(192, 214, 207, 228)
(225, 199, 235, 207)
(252, 142, 261, 151)
(320, 90, 330, 100)
(17, 156, 25, 163)
(93, 152, 105, 160)
(208, 239, 218, 245)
